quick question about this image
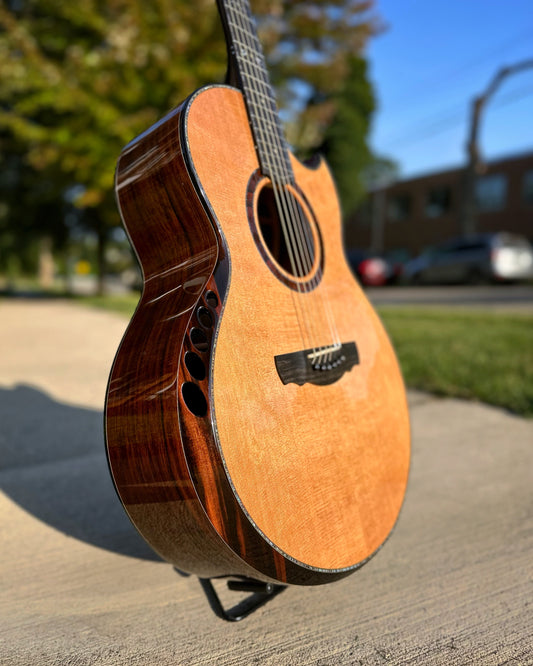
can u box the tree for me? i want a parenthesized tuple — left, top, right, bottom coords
(0, 0, 380, 292)
(0, 131, 69, 281)
(253, 1, 380, 153)
(319, 55, 375, 217)
(0, 0, 228, 292)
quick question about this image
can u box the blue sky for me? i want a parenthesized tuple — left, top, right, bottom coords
(367, 0, 533, 179)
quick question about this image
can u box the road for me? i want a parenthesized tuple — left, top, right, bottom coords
(366, 283, 533, 310)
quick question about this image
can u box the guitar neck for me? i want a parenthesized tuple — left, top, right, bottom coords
(216, 0, 294, 184)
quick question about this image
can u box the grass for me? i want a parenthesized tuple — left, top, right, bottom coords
(77, 292, 141, 316)
(378, 307, 533, 418)
(0, 284, 142, 316)
(71, 293, 532, 418)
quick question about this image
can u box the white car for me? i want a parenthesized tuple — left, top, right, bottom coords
(404, 233, 533, 284)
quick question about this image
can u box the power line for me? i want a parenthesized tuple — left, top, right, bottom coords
(379, 25, 533, 109)
(380, 83, 533, 148)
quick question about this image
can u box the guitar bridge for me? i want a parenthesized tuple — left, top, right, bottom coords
(274, 342, 359, 387)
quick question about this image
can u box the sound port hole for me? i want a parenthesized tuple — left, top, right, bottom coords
(197, 306, 213, 329)
(181, 382, 208, 417)
(190, 327, 208, 353)
(205, 291, 219, 308)
(185, 351, 206, 381)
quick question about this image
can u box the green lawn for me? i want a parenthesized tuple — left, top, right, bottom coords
(77, 293, 533, 417)
(78, 292, 141, 316)
(378, 307, 533, 418)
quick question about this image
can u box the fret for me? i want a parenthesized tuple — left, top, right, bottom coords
(233, 62, 271, 93)
(227, 20, 263, 49)
(225, 0, 252, 19)
(225, 1, 257, 30)
(238, 69, 272, 93)
(230, 39, 268, 73)
(243, 88, 277, 110)
(226, 14, 265, 59)
(249, 116, 282, 140)
(248, 114, 285, 146)
(218, 0, 294, 184)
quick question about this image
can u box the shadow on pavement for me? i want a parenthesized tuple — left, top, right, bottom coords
(0, 384, 159, 561)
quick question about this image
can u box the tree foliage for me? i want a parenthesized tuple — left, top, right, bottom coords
(254, 0, 379, 155)
(319, 55, 375, 216)
(0, 0, 380, 286)
(0, 0, 227, 207)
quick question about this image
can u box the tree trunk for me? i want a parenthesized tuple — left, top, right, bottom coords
(38, 236, 55, 290)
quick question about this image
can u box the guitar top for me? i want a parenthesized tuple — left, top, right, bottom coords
(105, 0, 410, 586)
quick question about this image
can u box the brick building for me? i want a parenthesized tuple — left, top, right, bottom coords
(346, 151, 533, 257)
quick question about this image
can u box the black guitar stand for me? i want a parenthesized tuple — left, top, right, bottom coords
(199, 576, 287, 621)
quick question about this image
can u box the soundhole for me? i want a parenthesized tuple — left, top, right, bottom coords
(181, 382, 208, 417)
(257, 183, 316, 278)
(190, 327, 208, 352)
(184, 351, 206, 381)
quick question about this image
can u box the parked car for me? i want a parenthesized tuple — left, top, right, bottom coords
(347, 249, 399, 286)
(403, 233, 533, 284)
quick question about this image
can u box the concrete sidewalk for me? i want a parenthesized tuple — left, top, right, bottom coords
(1, 300, 531, 665)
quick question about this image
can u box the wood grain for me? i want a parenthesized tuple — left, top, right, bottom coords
(185, 86, 410, 571)
(105, 102, 256, 580)
(105, 85, 410, 585)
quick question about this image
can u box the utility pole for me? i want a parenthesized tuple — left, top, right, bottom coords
(460, 59, 533, 236)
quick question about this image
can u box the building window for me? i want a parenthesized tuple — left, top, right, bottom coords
(522, 170, 533, 205)
(425, 186, 451, 217)
(475, 174, 507, 211)
(388, 193, 411, 221)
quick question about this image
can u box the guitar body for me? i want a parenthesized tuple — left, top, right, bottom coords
(105, 85, 410, 585)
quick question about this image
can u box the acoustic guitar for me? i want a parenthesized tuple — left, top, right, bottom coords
(105, 0, 410, 586)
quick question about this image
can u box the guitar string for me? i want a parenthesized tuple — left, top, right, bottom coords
(231, 0, 343, 364)
(226, 6, 306, 280)
(228, 9, 313, 306)
(228, 2, 313, 296)
(234, 8, 341, 365)
(275, 155, 343, 364)
(233, 6, 345, 363)
(228, 2, 330, 357)
(228, 1, 342, 363)
(227, 3, 315, 353)
(228, 11, 342, 361)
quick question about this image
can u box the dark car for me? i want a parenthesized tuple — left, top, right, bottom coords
(403, 233, 533, 284)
